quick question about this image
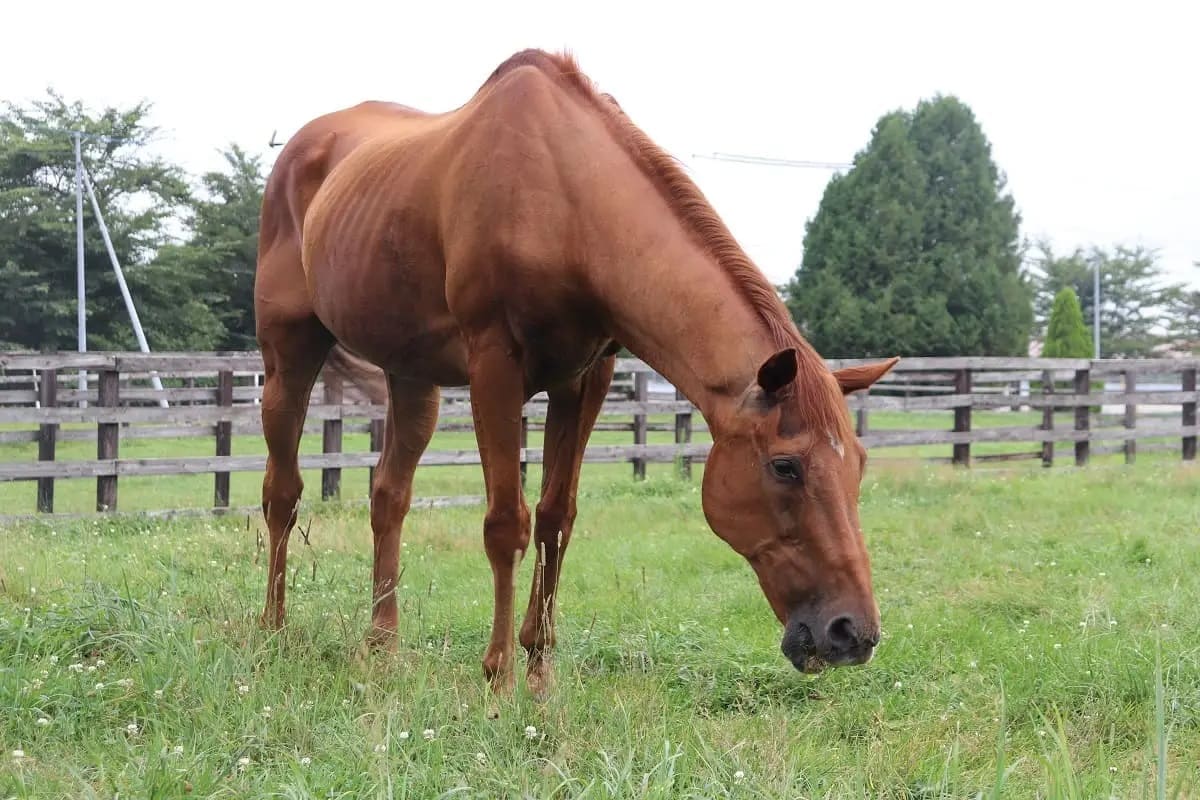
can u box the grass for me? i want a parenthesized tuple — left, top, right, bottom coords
(2, 458, 1199, 798)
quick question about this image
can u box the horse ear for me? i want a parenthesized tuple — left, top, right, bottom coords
(833, 357, 900, 395)
(757, 348, 799, 396)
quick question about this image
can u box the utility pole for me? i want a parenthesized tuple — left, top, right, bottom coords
(1094, 260, 1101, 359)
(74, 133, 87, 404)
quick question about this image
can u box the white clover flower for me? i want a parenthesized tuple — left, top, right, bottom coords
(12, 749, 25, 759)
(48, 655, 59, 664)
(36, 717, 50, 727)
(126, 723, 139, 735)
(173, 745, 184, 755)
(154, 689, 164, 699)
(397, 731, 410, 740)
(300, 756, 311, 765)
(524, 725, 537, 739)
(96, 659, 106, 668)
(734, 770, 745, 782)
(374, 743, 388, 754)
(475, 752, 487, 764)
(68, 663, 84, 673)
(238, 756, 251, 768)
(237, 684, 250, 695)
(423, 729, 436, 740)
(893, 681, 903, 689)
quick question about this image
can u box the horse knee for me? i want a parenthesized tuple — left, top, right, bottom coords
(370, 481, 412, 534)
(484, 503, 531, 563)
(534, 501, 575, 539)
(262, 467, 303, 527)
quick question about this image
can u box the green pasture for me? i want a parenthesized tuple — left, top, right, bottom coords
(2, 456, 1198, 798)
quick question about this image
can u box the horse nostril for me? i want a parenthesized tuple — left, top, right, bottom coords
(826, 615, 860, 651)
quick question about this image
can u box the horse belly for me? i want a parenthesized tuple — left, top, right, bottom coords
(308, 239, 469, 386)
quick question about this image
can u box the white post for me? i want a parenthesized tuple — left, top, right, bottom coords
(1093, 260, 1101, 359)
(75, 133, 87, 406)
(81, 166, 169, 407)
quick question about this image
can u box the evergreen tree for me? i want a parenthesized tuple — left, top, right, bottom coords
(1031, 242, 1184, 357)
(1043, 287, 1092, 357)
(784, 95, 1033, 357)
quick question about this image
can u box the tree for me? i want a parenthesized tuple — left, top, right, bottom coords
(1043, 287, 1092, 357)
(1030, 242, 1183, 357)
(783, 95, 1033, 357)
(0, 91, 216, 351)
(1165, 264, 1200, 353)
(156, 145, 265, 349)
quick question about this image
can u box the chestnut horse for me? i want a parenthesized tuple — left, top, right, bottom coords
(254, 49, 898, 694)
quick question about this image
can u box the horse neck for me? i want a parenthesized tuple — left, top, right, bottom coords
(586, 197, 791, 436)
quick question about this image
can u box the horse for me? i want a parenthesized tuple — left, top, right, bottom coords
(253, 48, 899, 695)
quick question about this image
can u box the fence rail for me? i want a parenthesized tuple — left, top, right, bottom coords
(1, 351, 1196, 518)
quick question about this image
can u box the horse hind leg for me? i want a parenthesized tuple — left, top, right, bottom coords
(258, 320, 333, 630)
(366, 376, 440, 648)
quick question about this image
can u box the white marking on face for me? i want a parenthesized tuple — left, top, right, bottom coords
(828, 432, 845, 460)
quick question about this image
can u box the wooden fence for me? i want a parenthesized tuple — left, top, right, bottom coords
(0, 351, 1196, 517)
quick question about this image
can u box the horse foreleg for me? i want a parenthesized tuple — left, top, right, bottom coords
(519, 355, 614, 698)
(467, 331, 531, 695)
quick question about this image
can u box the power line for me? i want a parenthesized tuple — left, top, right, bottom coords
(691, 152, 852, 170)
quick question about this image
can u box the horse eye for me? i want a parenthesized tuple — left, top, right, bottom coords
(769, 458, 803, 482)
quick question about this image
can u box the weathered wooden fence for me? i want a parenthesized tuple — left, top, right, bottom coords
(0, 352, 1196, 517)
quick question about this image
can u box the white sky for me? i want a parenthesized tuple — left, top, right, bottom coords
(4, 0, 1197, 288)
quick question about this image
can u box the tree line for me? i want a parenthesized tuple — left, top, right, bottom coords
(1, 90, 1197, 357)
(1, 92, 261, 353)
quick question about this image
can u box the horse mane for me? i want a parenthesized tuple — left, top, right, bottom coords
(485, 50, 852, 439)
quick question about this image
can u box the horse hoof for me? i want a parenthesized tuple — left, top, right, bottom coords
(364, 627, 398, 653)
(526, 663, 554, 702)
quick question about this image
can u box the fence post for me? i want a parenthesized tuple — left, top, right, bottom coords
(37, 368, 58, 513)
(1041, 369, 1055, 467)
(520, 411, 529, 489)
(322, 373, 343, 501)
(1183, 367, 1197, 461)
(952, 369, 972, 467)
(369, 417, 385, 495)
(1074, 367, 1090, 466)
(96, 368, 120, 511)
(633, 370, 648, 480)
(1123, 370, 1136, 465)
(855, 389, 869, 439)
(214, 369, 233, 508)
(674, 386, 692, 480)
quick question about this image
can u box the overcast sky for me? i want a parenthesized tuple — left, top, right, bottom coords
(4, 0, 1197, 288)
